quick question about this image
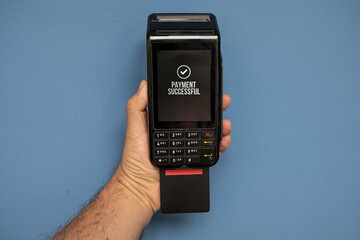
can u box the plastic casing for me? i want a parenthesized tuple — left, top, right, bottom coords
(146, 13, 223, 168)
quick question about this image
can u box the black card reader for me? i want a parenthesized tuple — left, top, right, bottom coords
(146, 13, 222, 213)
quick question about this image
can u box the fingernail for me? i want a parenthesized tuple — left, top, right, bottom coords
(137, 80, 145, 93)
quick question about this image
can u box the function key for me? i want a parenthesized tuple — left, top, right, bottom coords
(170, 157, 184, 165)
(170, 131, 183, 138)
(185, 140, 199, 147)
(170, 148, 184, 155)
(170, 140, 184, 147)
(185, 131, 200, 138)
(201, 139, 214, 147)
(186, 148, 200, 155)
(155, 140, 168, 148)
(155, 158, 168, 165)
(185, 156, 201, 164)
(155, 149, 168, 156)
(201, 131, 215, 139)
(154, 132, 168, 139)
(201, 149, 215, 162)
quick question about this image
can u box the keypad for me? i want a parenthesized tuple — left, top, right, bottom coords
(153, 130, 216, 166)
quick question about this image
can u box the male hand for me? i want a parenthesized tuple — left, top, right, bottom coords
(118, 80, 232, 214)
(54, 80, 232, 239)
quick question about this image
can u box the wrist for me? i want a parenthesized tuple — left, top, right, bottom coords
(54, 164, 156, 240)
(108, 164, 157, 221)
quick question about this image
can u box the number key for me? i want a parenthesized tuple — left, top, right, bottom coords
(186, 140, 199, 147)
(185, 131, 200, 138)
(170, 131, 183, 138)
(170, 149, 184, 155)
(186, 148, 200, 155)
(170, 157, 184, 165)
(155, 140, 168, 148)
(170, 140, 183, 147)
(155, 149, 168, 156)
(154, 132, 168, 139)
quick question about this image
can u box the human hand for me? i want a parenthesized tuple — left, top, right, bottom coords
(116, 80, 232, 216)
(53, 80, 230, 239)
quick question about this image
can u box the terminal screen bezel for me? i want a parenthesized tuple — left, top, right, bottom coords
(151, 40, 217, 129)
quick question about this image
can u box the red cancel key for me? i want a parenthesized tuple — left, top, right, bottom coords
(201, 131, 215, 139)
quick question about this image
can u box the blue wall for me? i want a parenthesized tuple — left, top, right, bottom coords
(1, 1, 360, 239)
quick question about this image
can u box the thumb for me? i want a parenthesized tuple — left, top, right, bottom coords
(126, 80, 148, 133)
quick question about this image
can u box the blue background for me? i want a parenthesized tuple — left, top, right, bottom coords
(1, 0, 360, 239)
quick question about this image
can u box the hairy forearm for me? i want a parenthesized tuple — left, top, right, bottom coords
(53, 167, 155, 240)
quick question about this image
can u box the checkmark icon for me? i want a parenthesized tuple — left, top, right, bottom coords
(180, 69, 188, 75)
(177, 65, 191, 79)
